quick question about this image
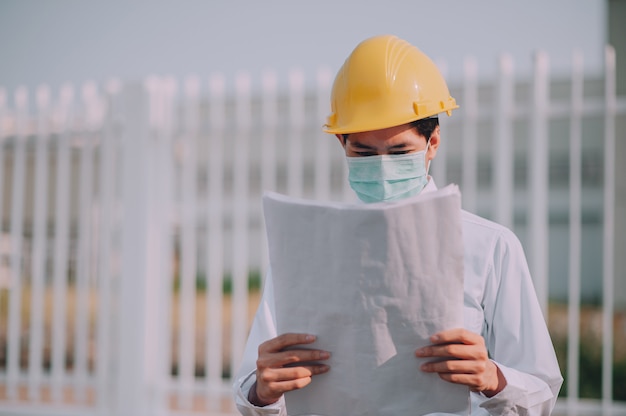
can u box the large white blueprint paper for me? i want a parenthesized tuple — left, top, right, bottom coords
(263, 185, 469, 416)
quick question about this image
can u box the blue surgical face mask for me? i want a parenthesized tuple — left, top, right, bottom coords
(346, 145, 430, 203)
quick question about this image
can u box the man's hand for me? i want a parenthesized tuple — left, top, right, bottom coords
(249, 333, 331, 407)
(415, 328, 506, 397)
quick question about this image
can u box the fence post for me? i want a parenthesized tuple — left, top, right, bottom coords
(493, 54, 514, 228)
(6, 87, 28, 400)
(230, 72, 251, 381)
(51, 84, 74, 402)
(567, 49, 584, 412)
(287, 69, 305, 198)
(27, 85, 50, 401)
(144, 75, 177, 415)
(315, 67, 332, 201)
(178, 76, 199, 410)
(95, 79, 120, 415)
(432, 59, 448, 186)
(602, 44, 616, 414)
(0, 88, 6, 289)
(529, 51, 550, 318)
(112, 82, 163, 416)
(206, 73, 226, 408)
(74, 82, 96, 402)
(461, 57, 478, 213)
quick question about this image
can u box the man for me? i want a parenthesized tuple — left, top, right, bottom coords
(233, 35, 563, 415)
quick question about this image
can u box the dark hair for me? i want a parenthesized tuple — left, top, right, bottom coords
(341, 116, 439, 142)
(411, 117, 439, 142)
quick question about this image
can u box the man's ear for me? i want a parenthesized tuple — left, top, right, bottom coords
(427, 126, 440, 161)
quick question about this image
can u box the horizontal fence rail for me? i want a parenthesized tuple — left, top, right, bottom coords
(0, 47, 625, 416)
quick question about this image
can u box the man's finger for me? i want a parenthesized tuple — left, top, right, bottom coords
(260, 376, 315, 397)
(257, 344, 331, 370)
(259, 333, 317, 354)
(268, 364, 331, 382)
(416, 343, 487, 360)
(421, 358, 485, 374)
(277, 348, 331, 365)
(429, 328, 482, 345)
(437, 372, 485, 390)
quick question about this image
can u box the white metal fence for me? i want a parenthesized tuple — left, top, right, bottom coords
(0, 46, 624, 416)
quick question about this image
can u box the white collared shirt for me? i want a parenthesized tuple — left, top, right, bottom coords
(233, 179, 563, 415)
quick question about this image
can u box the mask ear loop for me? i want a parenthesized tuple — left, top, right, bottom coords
(424, 141, 432, 175)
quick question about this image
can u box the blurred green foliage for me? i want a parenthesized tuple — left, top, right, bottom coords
(172, 269, 262, 294)
(553, 331, 626, 401)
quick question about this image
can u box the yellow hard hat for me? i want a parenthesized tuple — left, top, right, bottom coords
(324, 35, 458, 134)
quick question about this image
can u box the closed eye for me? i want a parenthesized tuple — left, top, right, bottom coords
(354, 151, 378, 157)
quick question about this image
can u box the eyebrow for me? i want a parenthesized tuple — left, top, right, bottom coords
(348, 141, 412, 150)
(388, 143, 412, 150)
(349, 142, 376, 150)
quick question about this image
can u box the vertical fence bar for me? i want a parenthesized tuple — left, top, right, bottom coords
(27, 85, 51, 401)
(529, 51, 550, 317)
(462, 57, 478, 212)
(0, 88, 6, 288)
(493, 54, 514, 229)
(139, 76, 175, 416)
(432, 60, 448, 185)
(177, 76, 199, 410)
(260, 71, 277, 284)
(88, 87, 105, 407)
(74, 82, 97, 402)
(84, 81, 99, 408)
(154, 76, 177, 415)
(602, 44, 616, 413)
(315, 67, 332, 201)
(567, 50, 583, 412)
(287, 69, 304, 198)
(231, 72, 251, 381)
(115, 82, 152, 416)
(206, 73, 225, 407)
(96, 79, 121, 415)
(261, 71, 277, 194)
(51, 84, 74, 402)
(0, 89, 6, 359)
(335, 64, 352, 202)
(6, 87, 28, 399)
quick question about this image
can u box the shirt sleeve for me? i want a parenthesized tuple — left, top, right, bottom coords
(478, 228, 563, 415)
(232, 272, 288, 416)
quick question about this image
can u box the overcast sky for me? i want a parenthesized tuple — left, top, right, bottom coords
(0, 0, 607, 92)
